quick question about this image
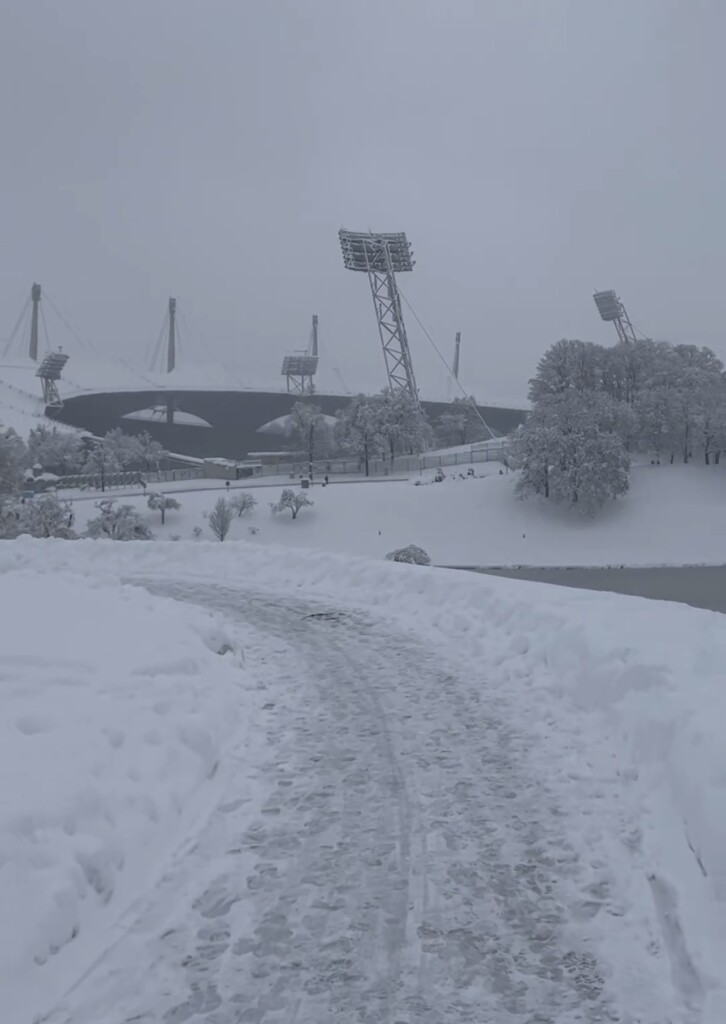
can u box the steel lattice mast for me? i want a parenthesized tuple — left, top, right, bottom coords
(593, 289, 638, 344)
(339, 229, 419, 404)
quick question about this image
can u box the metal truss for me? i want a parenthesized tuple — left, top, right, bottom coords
(363, 240, 419, 403)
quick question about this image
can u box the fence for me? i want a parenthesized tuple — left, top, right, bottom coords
(253, 444, 509, 480)
(53, 446, 508, 491)
(56, 467, 204, 491)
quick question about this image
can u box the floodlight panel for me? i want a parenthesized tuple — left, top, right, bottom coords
(36, 352, 70, 380)
(593, 290, 622, 322)
(281, 355, 319, 376)
(339, 229, 414, 273)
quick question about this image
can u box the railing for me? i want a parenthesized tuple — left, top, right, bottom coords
(53, 446, 509, 491)
(56, 467, 204, 491)
(254, 444, 509, 479)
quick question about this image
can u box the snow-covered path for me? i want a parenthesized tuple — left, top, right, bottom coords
(47, 579, 649, 1023)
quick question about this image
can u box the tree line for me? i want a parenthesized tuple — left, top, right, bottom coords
(287, 390, 490, 477)
(513, 337, 726, 515)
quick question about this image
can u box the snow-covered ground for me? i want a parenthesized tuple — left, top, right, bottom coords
(1, 538, 724, 1022)
(67, 460, 726, 567)
(0, 566, 254, 1024)
(0, 374, 69, 437)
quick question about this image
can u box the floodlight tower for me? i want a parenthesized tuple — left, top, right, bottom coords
(36, 350, 69, 408)
(338, 229, 419, 404)
(281, 314, 319, 394)
(593, 290, 638, 344)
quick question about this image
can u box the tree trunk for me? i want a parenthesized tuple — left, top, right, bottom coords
(161, 507, 166, 525)
(363, 440, 369, 477)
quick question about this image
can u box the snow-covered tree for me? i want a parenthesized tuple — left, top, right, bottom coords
(667, 345, 725, 464)
(549, 429, 630, 514)
(385, 544, 431, 565)
(147, 492, 181, 525)
(634, 387, 681, 461)
(83, 429, 150, 481)
(528, 340, 603, 402)
(270, 488, 313, 520)
(695, 379, 726, 464)
(82, 440, 122, 484)
(208, 497, 233, 540)
(377, 390, 432, 462)
(14, 494, 76, 539)
(86, 500, 153, 540)
(510, 422, 559, 499)
(435, 397, 491, 448)
(0, 426, 27, 496)
(514, 390, 630, 514)
(100, 428, 144, 470)
(230, 492, 257, 517)
(135, 432, 166, 471)
(335, 395, 386, 476)
(286, 402, 334, 479)
(26, 426, 84, 475)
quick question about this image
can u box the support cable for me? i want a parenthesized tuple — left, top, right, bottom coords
(397, 286, 497, 440)
(149, 312, 168, 372)
(2, 297, 32, 357)
(39, 304, 52, 355)
(43, 291, 100, 356)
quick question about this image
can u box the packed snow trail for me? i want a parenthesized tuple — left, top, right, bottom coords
(48, 579, 641, 1023)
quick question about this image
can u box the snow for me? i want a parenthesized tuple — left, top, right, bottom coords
(0, 373, 66, 436)
(122, 406, 213, 427)
(1, 538, 725, 1019)
(66, 459, 726, 567)
(0, 567, 252, 1024)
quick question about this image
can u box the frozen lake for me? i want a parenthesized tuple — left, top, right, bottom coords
(461, 564, 726, 614)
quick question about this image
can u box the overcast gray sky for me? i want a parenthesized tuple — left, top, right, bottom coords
(1, 0, 724, 403)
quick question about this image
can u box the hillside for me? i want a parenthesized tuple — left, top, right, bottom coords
(66, 459, 726, 567)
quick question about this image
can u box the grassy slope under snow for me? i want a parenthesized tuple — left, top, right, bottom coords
(68, 460, 726, 567)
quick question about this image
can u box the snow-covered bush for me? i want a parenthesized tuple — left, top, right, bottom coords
(208, 497, 233, 541)
(86, 499, 153, 541)
(270, 488, 313, 520)
(147, 491, 181, 525)
(230, 492, 257, 517)
(14, 494, 76, 539)
(386, 544, 431, 565)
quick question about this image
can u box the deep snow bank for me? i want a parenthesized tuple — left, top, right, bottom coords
(2, 538, 725, 1019)
(0, 568, 248, 1022)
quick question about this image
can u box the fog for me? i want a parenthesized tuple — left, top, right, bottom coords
(1, 0, 724, 403)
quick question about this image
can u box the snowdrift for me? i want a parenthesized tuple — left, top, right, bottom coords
(0, 568, 248, 1021)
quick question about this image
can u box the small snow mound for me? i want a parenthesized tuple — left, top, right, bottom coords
(385, 544, 431, 565)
